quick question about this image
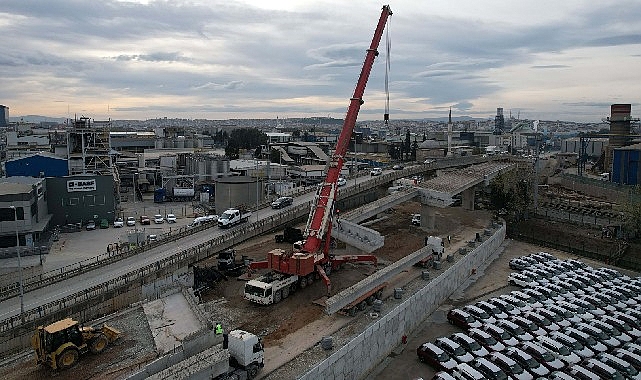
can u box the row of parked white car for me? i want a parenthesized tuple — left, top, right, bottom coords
(424, 253, 641, 380)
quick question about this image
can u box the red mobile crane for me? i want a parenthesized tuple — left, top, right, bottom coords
(244, 5, 392, 305)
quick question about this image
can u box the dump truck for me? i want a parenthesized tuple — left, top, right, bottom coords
(217, 249, 248, 276)
(31, 317, 121, 370)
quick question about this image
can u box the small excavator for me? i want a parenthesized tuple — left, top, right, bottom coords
(31, 317, 121, 370)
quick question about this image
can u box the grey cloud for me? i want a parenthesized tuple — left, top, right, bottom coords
(532, 65, 570, 69)
(115, 52, 190, 63)
(586, 34, 641, 47)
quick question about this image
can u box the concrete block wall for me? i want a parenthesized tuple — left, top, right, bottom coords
(300, 223, 506, 380)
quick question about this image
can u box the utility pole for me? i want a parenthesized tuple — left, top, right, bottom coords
(10, 205, 24, 323)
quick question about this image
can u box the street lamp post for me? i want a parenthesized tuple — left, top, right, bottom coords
(10, 205, 25, 322)
(255, 159, 260, 222)
(133, 172, 138, 206)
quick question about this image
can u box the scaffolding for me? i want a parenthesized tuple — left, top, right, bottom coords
(66, 117, 113, 175)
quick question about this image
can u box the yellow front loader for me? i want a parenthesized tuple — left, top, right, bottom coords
(31, 318, 121, 370)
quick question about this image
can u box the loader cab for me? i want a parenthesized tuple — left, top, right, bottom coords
(32, 318, 85, 369)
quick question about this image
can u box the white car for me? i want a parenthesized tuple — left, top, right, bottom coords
(154, 214, 164, 224)
(113, 217, 124, 228)
(337, 177, 347, 186)
(508, 272, 539, 288)
(165, 214, 177, 223)
(370, 167, 383, 176)
(126, 216, 136, 226)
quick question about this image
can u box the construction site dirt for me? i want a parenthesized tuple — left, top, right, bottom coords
(3, 201, 619, 380)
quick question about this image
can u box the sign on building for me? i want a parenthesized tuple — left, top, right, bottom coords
(67, 179, 96, 192)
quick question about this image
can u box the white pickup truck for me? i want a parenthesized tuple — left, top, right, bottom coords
(218, 208, 252, 228)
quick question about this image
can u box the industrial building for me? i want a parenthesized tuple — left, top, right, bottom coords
(612, 143, 641, 186)
(45, 175, 117, 226)
(215, 176, 264, 215)
(66, 117, 113, 176)
(0, 105, 8, 128)
(5, 152, 68, 178)
(0, 176, 52, 252)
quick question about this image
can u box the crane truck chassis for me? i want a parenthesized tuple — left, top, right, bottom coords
(243, 5, 392, 306)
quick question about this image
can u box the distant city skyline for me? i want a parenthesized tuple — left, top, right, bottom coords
(1, 0, 640, 123)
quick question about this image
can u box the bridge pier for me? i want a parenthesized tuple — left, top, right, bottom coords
(461, 187, 475, 211)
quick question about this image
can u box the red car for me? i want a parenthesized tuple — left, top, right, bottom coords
(140, 215, 150, 225)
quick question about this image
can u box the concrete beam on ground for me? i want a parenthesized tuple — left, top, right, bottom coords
(324, 245, 432, 315)
(331, 219, 384, 253)
(341, 189, 419, 223)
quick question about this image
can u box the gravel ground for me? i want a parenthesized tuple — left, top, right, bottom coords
(0, 305, 157, 380)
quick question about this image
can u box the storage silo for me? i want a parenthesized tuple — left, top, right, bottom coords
(605, 104, 633, 171)
(609, 104, 632, 148)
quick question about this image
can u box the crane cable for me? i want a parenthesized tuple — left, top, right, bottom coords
(384, 16, 391, 126)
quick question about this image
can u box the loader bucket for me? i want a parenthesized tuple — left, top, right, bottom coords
(101, 325, 122, 342)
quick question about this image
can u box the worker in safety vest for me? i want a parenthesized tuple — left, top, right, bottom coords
(215, 323, 223, 335)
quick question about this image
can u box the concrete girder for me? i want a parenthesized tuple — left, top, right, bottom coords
(325, 245, 434, 315)
(331, 219, 384, 253)
(341, 188, 420, 223)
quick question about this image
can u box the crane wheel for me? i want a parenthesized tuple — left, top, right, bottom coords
(299, 277, 308, 288)
(247, 364, 259, 379)
(306, 274, 315, 284)
(56, 348, 79, 370)
(274, 290, 282, 303)
(366, 295, 376, 305)
(90, 333, 109, 354)
(282, 287, 290, 299)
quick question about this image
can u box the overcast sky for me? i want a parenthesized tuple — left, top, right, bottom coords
(1, 0, 640, 123)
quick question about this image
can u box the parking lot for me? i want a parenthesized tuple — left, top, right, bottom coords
(46, 197, 199, 271)
(371, 239, 641, 380)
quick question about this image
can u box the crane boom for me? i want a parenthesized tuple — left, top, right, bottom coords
(249, 6, 392, 302)
(302, 5, 392, 254)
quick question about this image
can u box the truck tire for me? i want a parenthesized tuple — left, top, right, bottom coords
(90, 333, 109, 354)
(56, 348, 79, 370)
(306, 274, 315, 284)
(274, 290, 282, 303)
(366, 295, 376, 305)
(282, 286, 290, 299)
(290, 283, 297, 293)
(357, 301, 367, 311)
(247, 364, 259, 379)
(299, 277, 308, 288)
(348, 307, 356, 317)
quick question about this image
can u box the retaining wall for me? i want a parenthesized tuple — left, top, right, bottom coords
(299, 223, 506, 380)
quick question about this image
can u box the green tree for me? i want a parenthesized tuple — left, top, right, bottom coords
(228, 128, 267, 150)
(621, 185, 641, 240)
(488, 165, 534, 221)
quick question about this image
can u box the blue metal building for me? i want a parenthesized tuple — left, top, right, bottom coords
(612, 143, 641, 186)
(5, 153, 68, 178)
